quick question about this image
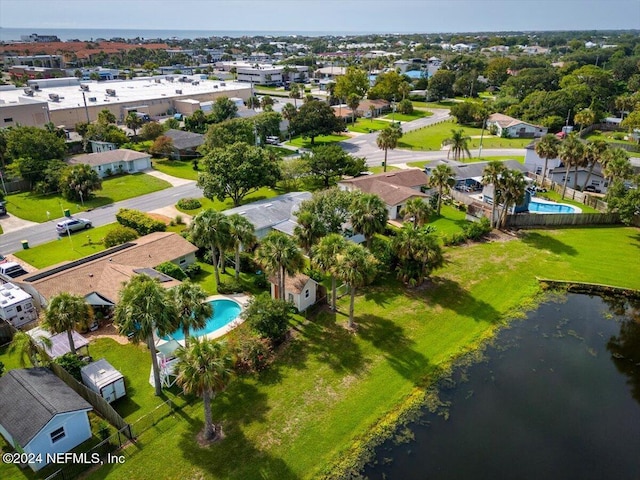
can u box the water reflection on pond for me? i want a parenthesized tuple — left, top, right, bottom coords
(363, 294, 640, 480)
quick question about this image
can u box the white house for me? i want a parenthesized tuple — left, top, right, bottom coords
(487, 113, 547, 139)
(270, 273, 318, 312)
(68, 148, 151, 178)
(0, 368, 92, 471)
(0, 282, 37, 328)
(524, 142, 562, 177)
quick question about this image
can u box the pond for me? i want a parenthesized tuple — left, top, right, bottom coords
(362, 294, 640, 480)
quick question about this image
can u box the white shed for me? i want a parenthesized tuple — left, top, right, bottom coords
(81, 359, 126, 403)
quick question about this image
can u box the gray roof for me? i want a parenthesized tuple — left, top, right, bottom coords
(68, 148, 150, 167)
(223, 192, 312, 233)
(163, 129, 205, 151)
(0, 368, 92, 447)
(425, 159, 527, 180)
(28, 327, 90, 360)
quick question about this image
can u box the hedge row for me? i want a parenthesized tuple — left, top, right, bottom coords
(115, 208, 166, 235)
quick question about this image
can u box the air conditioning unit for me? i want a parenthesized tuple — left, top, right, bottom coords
(175, 89, 182, 94)
(154, 79, 161, 83)
(220, 82, 226, 86)
(23, 88, 34, 96)
(33, 84, 40, 91)
(80, 84, 90, 91)
(48, 93, 59, 101)
(88, 97, 97, 102)
(192, 81, 199, 86)
(105, 89, 116, 96)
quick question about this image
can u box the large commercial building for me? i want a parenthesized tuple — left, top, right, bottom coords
(0, 75, 252, 128)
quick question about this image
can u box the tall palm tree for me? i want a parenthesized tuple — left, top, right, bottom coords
(173, 282, 212, 348)
(255, 231, 305, 301)
(496, 169, 526, 229)
(350, 193, 389, 248)
(400, 197, 431, 229)
(534, 133, 561, 188)
(43, 292, 93, 355)
(558, 134, 585, 199)
(346, 93, 360, 125)
(443, 128, 471, 162)
(376, 124, 403, 172)
(334, 243, 378, 329)
(174, 337, 233, 441)
(114, 274, 179, 396)
(602, 148, 633, 185)
(392, 224, 444, 286)
(582, 140, 609, 191)
(428, 164, 455, 216)
(227, 214, 257, 280)
(481, 161, 508, 228)
(293, 210, 324, 258)
(10, 331, 52, 367)
(574, 108, 596, 134)
(282, 103, 297, 140)
(189, 209, 231, 288)
(289, 83, 301, 108)
(311, 233, 348, 311)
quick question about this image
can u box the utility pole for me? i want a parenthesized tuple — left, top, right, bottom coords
(82, 91, 90, 122)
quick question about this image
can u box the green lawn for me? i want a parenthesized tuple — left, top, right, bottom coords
(175, 187, 280, 215)
(71, 225, 640, 480)
(264, 145, 297, 157)
(583, 131, 639, 147)
(428, 204, 468, 237)
(412, 100, 457, 109)
(369, 165, 401, 174)
(5, 174, 171, 223)
(347, 119, 394, 134)
(13, 223, 119, 269)
(407, 156, 525, 169)
(381, 110, 432, 122)
(399, 120, 531, 151)
(286, 134, 349, 149)
(153, 158, 199, 180)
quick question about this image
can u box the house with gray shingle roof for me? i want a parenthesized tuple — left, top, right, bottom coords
(68, 148, 151, 177)
(0, 368, 93, 471)
(163, 129, 205, 160)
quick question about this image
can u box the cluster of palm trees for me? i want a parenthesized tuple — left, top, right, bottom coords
(535, 133, 634, 199)
(481, 162, 527, 229)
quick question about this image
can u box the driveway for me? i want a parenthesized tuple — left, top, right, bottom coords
(0, 214, 38, 234)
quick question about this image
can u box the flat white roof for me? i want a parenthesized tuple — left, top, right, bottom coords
(81, 358, 124, 389)
(0, 283, 32, 308)
(0, 76, 251, 112)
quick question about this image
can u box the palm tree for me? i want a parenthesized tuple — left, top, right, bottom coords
(534, 134, 561, 188)
(574, 108, 596, 134)
(10, 331, 52, 367)
(289, 83, 301, 108)
(392, 224, 444, 286)
(442, 129, 471, 162)
(311, 233, 348, 311)
(173, 282, 212, 348)
(43, 293, 93, 355)
(255, 231, 305, 301)
(227, 214, 257, 281)
(428, 164, 455, 216)
(282, 103, 297, 140)
(582, 140, 609, 191)
(346, 93, 360, 125)
(334, 243, 378, 329)
(400, 197, 431, 229)
(481, 161, 508, 228)
(496, 169, 526, 229)
(376, 124, 403, 172)
(174, 337, 233, 441)
(125, 111, 144, 137)
(602, 148, 633, 185)
(558, 134, 585, 199)
(189, 209, 231, 288)
(293, 210, 324, 258)
(350, 193, 389, 248)
(114, 274, 179, 396)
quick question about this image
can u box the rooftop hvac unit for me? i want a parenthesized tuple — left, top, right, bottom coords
(213, 85, 218, 88)
(192, 81, 199, 86)
(80, 84, 90, 91)
(175, 89, 182, 94)
(105, 89, 116, 96)
(155, 79, 162, 83)
(220, 82, 226, 86)
(48, 93, 59, 101)
(166, 76, 174, 82)
(23, 88, 34, 96)
(33, 84, 40, 91)
(88, 97, 97, 102)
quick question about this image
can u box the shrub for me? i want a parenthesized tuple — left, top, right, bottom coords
(54, 353, 88, 382)
(177, 198, 202, 210)
(174, 214, 184, 225)
(116, 208, 166, 235)
(253, 274, 267, 289)
(229, 329, 274, 374)
(239, 251, 259, 273)
(0, 360, 4, 377)
(155, 261, 187, 281)
(184, 263, 201, 279)
(217, 278, 244, 294)
(462, 217, 491, 241)
(613, 132, 625, 140)
(103, 225, 139, 248)
(369, 235, 394, 269)
(397, 98, 414, 115)
(304, 267, 324, 283)
(242, 292, 292, 343)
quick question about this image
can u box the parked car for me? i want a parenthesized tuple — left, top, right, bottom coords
(584, 186, 602, 193)
(56, 217, 92, 235)
(0, 262, 28, 278)
(0, 202, 6, 216)
(265, 136, 280, 145)
(0, 255, 8, 264)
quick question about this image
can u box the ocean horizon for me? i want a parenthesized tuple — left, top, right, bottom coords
(0, 27, 396, 42)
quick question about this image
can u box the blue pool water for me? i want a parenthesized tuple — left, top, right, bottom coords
(528, 199, 578, 214)
(161, 299, 242, 341)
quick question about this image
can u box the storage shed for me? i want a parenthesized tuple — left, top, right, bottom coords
(81, 359, 126, 403)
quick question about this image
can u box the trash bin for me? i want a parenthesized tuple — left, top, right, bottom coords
(63, 208, 71, 217)
(21, 240, 29, 250)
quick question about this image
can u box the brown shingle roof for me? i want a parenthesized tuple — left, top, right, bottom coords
(340, 168, 428, 189)
(269, 273, 314, 294)
(364, 180, 427, 206)
(19, 232, 194, 302)
(68, 149, 150, 167)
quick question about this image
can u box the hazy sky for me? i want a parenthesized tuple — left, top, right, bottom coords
(0, 0, 638, 33)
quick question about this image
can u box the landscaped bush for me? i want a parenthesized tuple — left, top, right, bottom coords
(397, 98, 414, 115)
(242, 292, 292, 344)
(239, 251, 259, 273)
(184, 263, 201, 279)
(253, 274, 267, 289)
(115, 208, 166, 235)
(304, 267, 324, 283)
(228, 328, 274, 374)
(155, 261, 187, 281)
(369, 235, 395, 270)
(103, 225, 139, 248)
(54, 353, 88, 382)
(177, 198, 202, 210)
(217, 278, 244, 294)
(462, 217, 491, 241)
(613, 132, 625, 140)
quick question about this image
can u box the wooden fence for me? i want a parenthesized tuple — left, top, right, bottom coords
(49, 362, 133, 439)
(506, 212, 620, 228)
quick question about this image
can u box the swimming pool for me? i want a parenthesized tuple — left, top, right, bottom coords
(161, 299, 242, 341)
(528, 198, 581, 214)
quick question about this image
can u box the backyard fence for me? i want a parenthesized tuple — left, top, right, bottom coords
(525, 172, 608, 212)
(129, 397, 177, 437)
(49, 362, 133, 438)
(506, 212, 620, 228)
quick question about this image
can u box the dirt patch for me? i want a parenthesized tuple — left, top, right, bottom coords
(486, 229, 519, 243)
(83, 322, 129, 345)
(146, 213, 173, 225)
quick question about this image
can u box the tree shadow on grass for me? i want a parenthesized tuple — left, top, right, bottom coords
(631, 233, 640, 250)
(363, 278, 404, 308)
(357, 314, 430, 382)
(520, 231, 578, 256)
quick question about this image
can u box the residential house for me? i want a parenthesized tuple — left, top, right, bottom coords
(487, 113, 547, 139)
(68, 148, 151, 178)
(338, 169, 429, 220)
(270, 273, 318, 312)
(13, 232, 197, 309)
(0, 368, 93, 471)
(163, 129, 205, 160)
